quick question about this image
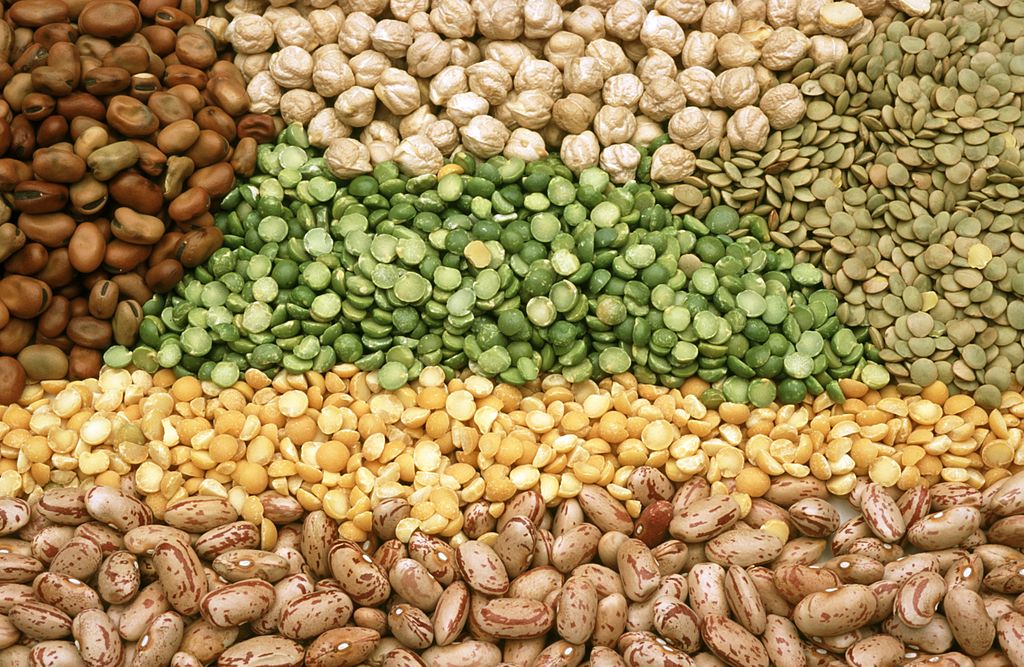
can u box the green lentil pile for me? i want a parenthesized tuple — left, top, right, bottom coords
(665, 0, 1024, 409)
(105, 125, 872, 406)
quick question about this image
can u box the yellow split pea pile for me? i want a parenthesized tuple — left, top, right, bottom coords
(2, 366, 1023, 542)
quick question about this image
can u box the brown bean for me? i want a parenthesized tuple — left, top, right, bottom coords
(18, 213, 76, 248)
(86, 141, 140, 181)
(237, 113, 278, 142)
(0, 275, 51, 318)
(0, 319, 34, 355)
(140, 25, 176, 55)
(31, 148, 86, 183)
(195, 106, 237, 141)
(109, 170, 164, 215)
(77, 0, 142, 39)
(36, 247, 75, 287)
(0, 356, 24, 403)
(168, 186, 209, 223)
(5, 243, 49, 275)
(37, 114, 70, 146)
(102, 44, 150, 74)
(65, 316, 112, 348)
(109, 207, 164, 245)
(32, 27, 73, 61)
(230, 135, 257, 176)
(57, 92, 106, 121)
(110, 298, 141, 346)
(65, 221, 106, 274)
(9, 115, 36, 160)
(81, 66, 131, 95)
(186, 161, 233, 196)
(111, 273, 151, 303)
(148, 91, 195, 126)
(123, 141, 164, 179)
(157, 119, 200, 155)
(105, 95, 158, 138)
(12, 181, 68, 214)
(175, 30, 217, 70)
(9, 0, 70, 26)
(0, 161, 31, 193)
(85, 280, 117, 319)
(174, 226, 222, 267)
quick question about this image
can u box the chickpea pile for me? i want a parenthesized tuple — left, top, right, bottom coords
(1, 364, 1022, 545)
(221, 0, 919, 182)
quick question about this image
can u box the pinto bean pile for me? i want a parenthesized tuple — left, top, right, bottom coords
(0, 0, 279, 402)
(4, 470, 1024, 665)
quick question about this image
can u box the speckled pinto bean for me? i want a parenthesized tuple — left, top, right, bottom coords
(944, 586, 995, 656)
(32, 572, 101, 616)
(0, 499, 30, 536)
(390, 558, 444, 612)
(894, 572, 945, 628)
(194, 522, 260, 561)
(688, 563, 729, 620)
(700, 614, 769, 667)
(329, 541, 391, 606)
(8, 600, 72, 640)
(669, 496, 740, 542)
(555, 576, 597, 644)
(83, 487, 150, 533)
(152, 540, 208, 616)
(471, 595, 553, 639)
(456, 541, 510, 595)
(793, 585, 878, 637)
(705, 529, 783, 567)
(907, 508, 981, 551)
(278, 588, 353, 640)
(494, 517, 538, 579)
(216, 636, 305, 667)
(119, 581, 170, 642)
(306, 627, 381, 667)
(71, 608, 122, 667)
(212, 549, 290, 582)
(723, 566, 766, 635)
(162, 497, 237, 533)
(860, 483, 907, 544)
(199, 578, 276, 628)
(97, 551, 140, 605)
(551, 523, 601, 573)
(844, 634, 904, 667)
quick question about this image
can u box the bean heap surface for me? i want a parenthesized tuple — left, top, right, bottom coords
(4, 466, 1024, 665)
(0, 0, 279, 401)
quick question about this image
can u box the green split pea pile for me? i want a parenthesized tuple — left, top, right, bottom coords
(103, 127, 875, 408)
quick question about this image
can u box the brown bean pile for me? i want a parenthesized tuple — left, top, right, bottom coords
(5, 471, 1024, 666)
(0, 0, 280, 403)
